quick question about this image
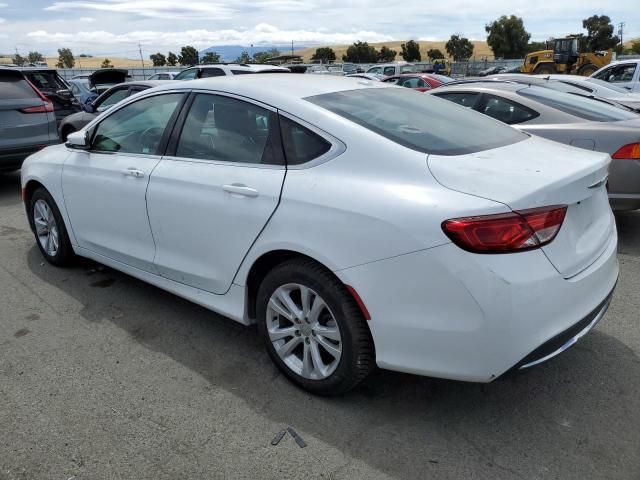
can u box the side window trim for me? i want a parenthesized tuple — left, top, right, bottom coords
(277, 110, 346, 170)
(164, 91, 286, 168)
(87, 91, 189, 157)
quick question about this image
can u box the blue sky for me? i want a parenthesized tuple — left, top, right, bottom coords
(0, 0, 637, 57)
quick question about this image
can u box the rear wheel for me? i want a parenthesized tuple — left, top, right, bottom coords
(257, 258, 374, 395)
(578, 64, 598, 76)
(533, 63, 556, 75)
(29, 188, 75, 267)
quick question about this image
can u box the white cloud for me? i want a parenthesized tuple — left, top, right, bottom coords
(0, 3, 7, 7)
(46, 1, 235, 20)
(79, 16, 96, 23)
(26, 23, 394, 50)
(0, 17, 5, 24)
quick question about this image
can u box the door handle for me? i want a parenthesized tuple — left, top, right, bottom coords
(122, 168, 145, 178)
(222, 184, 259, 198)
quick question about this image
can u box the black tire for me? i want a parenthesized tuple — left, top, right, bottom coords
(257, 258, 374, 395)
(533, 63, 556, 75)
(578, 64, 597, 77)
(29, 188, 75, 267)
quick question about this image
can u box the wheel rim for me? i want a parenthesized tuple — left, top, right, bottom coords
(33, 199, 59, 257)
(266, 283, 342, 380)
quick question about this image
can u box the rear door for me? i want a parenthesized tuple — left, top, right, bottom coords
(0, 70, 54, 159)
(147, 92, 286, 294)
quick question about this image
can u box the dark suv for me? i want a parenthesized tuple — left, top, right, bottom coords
(0, 68, 58, 171)
(16, 68, 82, 124)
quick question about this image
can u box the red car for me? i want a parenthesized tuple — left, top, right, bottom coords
(382, 73, 444, 92)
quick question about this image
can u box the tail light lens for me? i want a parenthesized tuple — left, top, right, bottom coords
(442, 206, 567, 254)
(20, 78, 54, 114)
(612, 143, 640, 160)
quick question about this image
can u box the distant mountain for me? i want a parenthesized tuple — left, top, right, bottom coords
(200, 44, 314, 62)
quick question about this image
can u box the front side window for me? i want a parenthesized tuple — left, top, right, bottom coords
(307, 88, 527, 156)
(434, 92, 481, 109)
(383, 67, 396, 76)
(593, 64, 637, 83)
(95, 88, 129, 112)
(367, 67, 382, 74)
(92, 93, 183, 155)
(479, 94, 539, 125)
(280, 116, 331, 165)
(174, 68, 198, 80)
(175, 94, 278, 165)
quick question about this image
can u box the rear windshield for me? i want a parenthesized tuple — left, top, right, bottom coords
(0, 74, 37, 100)
(306, 88, 527, 156)
(23, 71, 67, 91)
(584, 78, 629, 94)
(517, 86, 637, 122)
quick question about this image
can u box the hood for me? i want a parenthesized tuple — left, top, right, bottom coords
(88, 69, 128, 88)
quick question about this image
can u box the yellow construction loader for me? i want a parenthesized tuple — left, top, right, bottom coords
(521, 36, 613, 76)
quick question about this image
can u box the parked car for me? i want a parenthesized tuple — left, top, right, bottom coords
(16, 67, 82, 124)
(22, 75, 618, 394)
(147, 72, 179, 80)
(429, 81, 640, 210)
(591, 60, 640, 92)
(381, 73, 444, 91)
(67, 79, 99, 105)
(537, 74, 640, 111)
(478, 66, 506, 76)
(58, 80, 166, 141)
(174, 64, 289, 80)
(0, 68, 58, 171)
(366, 63, 416, 77)
(345, 73, 385, 81)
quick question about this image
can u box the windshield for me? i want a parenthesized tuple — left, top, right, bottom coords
(517, 86, 638, 122)
(307, 88, 527, 156)
(584, 78, 630, 94)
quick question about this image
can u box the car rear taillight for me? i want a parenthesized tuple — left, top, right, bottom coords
(20, 78, 55, 114)
(442, 206, 567, 254)
(612, 143, 640, 160)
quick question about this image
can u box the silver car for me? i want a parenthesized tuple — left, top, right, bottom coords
(429, 81, 640, 210)
(538, 75, 640, 111)
(0, 68, 58, 171)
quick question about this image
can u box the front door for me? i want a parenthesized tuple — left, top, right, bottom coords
(147, 93, 286, 294)
(62, 92, 185, 272)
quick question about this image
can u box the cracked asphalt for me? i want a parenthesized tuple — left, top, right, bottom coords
(1, 170, 639, 480)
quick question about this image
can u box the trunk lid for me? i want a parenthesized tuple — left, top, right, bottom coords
(428, 136, 615, 278)
(88, 69, 129, 89)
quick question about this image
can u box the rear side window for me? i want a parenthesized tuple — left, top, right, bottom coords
(479, 94, 539, 125)
(280, 116, 331, 165)
(0, 75, 37, 100)
(434, 92, 480, 108)
(307, 88, 527, 156)
(383, 67, 396, 76)
(517, 86, 637, 122)
(174, 69, 198, 80)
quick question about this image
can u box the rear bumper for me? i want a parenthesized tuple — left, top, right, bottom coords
(336, 228, 619, 382)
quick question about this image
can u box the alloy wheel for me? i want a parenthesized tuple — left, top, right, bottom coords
(33, 199, 59, 257)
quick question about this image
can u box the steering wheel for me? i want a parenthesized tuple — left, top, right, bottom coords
(139, 127, 164, 153)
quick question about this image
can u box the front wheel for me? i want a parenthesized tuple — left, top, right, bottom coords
(578, 64, 598, 76)
(29, 188, 75, 267)
(257, 258, 374, 395)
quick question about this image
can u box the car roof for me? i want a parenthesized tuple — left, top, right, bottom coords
(149, 73, 390, 104)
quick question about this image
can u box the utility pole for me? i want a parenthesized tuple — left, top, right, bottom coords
(618, 22, 625, 48)
(291, 40, 294, 58)
(138, 42, 145, 76)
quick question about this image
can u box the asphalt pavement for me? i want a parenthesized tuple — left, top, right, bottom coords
(1, 170, 639, 480)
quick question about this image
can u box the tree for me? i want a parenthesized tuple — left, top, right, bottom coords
(252, 50, 279, 63)
(632, 41, 640, 55)
(178, 46, 199, 66)
(201, 51, 221, 64)
(234, 51, 251, 64)
(310, 47, 336, 63)
(446, 35, 474, 61)
(27, 51, 44, 63)
(101, 58, 113, 68)
(426, 48, 445, 60)
(526, 41, 549, 53)
(56, 48, 75, 68)
(400, 40, 421, 61)
(582, 15, 619, 51)
(485, 15, 531, 59)
(167, 52, 178, 66)
(150, 52, 166, 66)
(12, 53, 25, 66)
(342, 41, 379, 63)
(378, 46, 397, 62)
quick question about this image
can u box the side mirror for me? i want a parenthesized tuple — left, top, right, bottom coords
(83, 102, 95, 113)
(66, 130, 89, 150)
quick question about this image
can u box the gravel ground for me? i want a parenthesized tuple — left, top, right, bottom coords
(1, 170, 639, 480)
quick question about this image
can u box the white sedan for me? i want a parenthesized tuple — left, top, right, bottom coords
(21, 75, 618, 395)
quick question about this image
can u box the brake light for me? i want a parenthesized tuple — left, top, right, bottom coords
(21, 78, 54, 114)
(442, 206, 567, 254)
(612, 143, 640, 160)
